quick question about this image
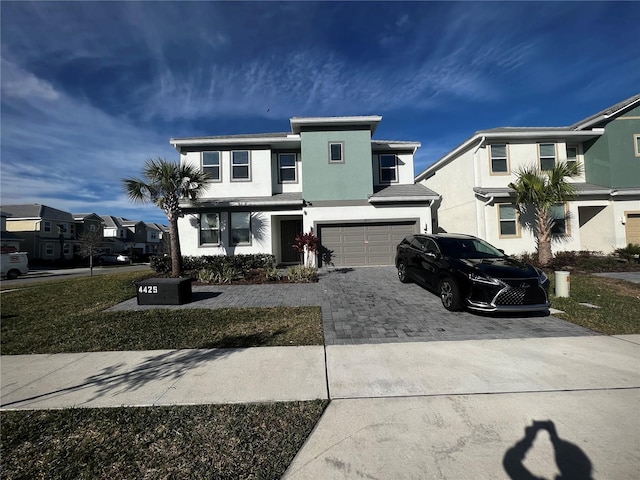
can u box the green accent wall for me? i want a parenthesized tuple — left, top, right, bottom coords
(301, 129, 373, 201)
(584, 105, 640, 188)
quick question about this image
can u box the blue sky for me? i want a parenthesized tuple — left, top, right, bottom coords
(1, 1, 638, 225)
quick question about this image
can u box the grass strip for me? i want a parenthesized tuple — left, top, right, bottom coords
(551, 274, 640, 334)
(1, 400, 328, 480)
(1, 271, 323, 355)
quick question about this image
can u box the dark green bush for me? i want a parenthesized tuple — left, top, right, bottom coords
(150, 254, 276, 276)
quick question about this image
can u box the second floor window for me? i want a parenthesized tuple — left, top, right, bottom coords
(200, 213, 220, 245)
(278, 153, 297, 183)
(539, 143, 556, 171)
(43, 221, 51, 232)
(202, 151, 221, 180)
(232, 151, 251, 180)
(329, 142, 344, 163)
(490, 144, 508, 174)
(566, 145, 578, 169)
(379, 154, 398, 183)
(634, 134, 640, 157)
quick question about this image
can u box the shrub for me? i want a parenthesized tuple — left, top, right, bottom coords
(615, 244, 640, 261)
(287, 265, 318, 283)
(264, 266, 282, 282)
(150, 254, 276, 276)
(198, 264, 241, 284)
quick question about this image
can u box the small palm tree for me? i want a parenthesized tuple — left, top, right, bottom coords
(508, 162, 582, 267)
(123, 158, 209, 277)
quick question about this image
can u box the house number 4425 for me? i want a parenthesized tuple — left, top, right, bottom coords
(138, 285, 158, 294)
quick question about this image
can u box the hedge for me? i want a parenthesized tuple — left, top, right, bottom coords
(150, 254, 276, 275)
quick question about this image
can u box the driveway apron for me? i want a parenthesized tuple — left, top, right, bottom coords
(108, 266, 595, 344)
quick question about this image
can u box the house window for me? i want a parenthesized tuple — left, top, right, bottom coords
(550, 204, 568, 235)
(63, 243, 70, 255)
(202, 151, 221, 181)
(58, 223, 68, 234)
(498, 204, 519, 237)
(70, 224, 75, 236)
(232, 151, 251, 180)
(199, 213, 220, 245)
(634, 134, 640, 157)
(230, 212, 251, 245)
(89, 224, 97, 232)
(539, 143, 556, 171)
(379, 154, 398, 183)
(45, 243, 54, 256)
(490, 144, 509, 174)
(43, 221, 51, 232)
(329, 142, 344, 163)
(566, 144, 578, 168)
(278, 153, 297, 183)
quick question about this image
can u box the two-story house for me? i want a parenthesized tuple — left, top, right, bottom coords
(1, 204, 77, 261)
(172, 116, 438, 266)
(416, 94, 640, 255)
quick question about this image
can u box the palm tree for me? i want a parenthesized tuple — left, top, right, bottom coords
(508, 162, 582, 267)
(123, 158, 209, 277)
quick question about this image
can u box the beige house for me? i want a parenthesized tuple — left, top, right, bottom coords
(416, 94, 640, 255)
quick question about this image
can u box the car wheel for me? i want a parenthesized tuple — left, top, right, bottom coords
(6, 270, 19, 280)
(397, 261, 411, 283)
(439, 276, 464, 311)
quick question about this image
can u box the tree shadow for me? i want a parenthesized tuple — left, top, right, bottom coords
(503, 420, 593, 480)
(1, 348, 237, 408)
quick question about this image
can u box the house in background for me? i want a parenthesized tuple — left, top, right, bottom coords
(145, 223, 165, 255)
(416, 94, 640, 255)
(72, 213, 104, 238)
(1, 204, 77, 261)
(1, 212, 23, 252)
(172, 115, 438, 266)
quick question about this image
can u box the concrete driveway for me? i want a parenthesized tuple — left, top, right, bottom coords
(109, 266, 595, 345)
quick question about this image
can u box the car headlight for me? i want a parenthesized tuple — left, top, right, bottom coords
(468, 272, 505, 286)
(537, 269, 549, 284)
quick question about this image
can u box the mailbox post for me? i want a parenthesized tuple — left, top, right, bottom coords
(135, 278, 193, 305)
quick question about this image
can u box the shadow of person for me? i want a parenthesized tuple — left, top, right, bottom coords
(503, 420, 593, 480)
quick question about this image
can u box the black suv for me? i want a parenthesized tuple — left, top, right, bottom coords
(395, 233, 550, 313)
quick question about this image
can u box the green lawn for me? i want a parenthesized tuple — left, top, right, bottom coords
(1, 401, 328, 480)
(551, 274, 640, 334)
(1, 271, 324, 355)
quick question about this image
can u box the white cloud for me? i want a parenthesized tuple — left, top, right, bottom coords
(1, 59, 60, 101)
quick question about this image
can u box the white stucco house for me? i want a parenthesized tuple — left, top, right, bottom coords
(416, 94, 640, 256)
(172, 116, 438, 266)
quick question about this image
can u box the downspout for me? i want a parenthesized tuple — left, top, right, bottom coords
(473, 136, 486, 238)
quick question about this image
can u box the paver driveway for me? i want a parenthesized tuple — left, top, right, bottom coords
(109, 266, 595, 344)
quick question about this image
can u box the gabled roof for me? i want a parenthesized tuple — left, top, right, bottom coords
(73, 213, 103, 222)
(415, 94, 640, 182)
(571, 93, 640, 130)
(1, 204, 74, 223)
(100, 215, 121, 229)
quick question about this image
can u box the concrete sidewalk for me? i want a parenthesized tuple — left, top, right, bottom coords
(2, 335, 639, 478)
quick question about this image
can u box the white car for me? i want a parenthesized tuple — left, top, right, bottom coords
(1, 252, 29, 279)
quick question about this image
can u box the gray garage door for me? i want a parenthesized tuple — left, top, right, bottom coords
(318, 221, 417, 266)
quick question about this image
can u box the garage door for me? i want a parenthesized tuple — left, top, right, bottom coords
(318, 222, 417, 266)
(626, 213, 640, 245)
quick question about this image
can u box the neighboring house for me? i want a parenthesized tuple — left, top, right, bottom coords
(172, 116, 438, 266)
(416, 94, 640, 255)
(1, 204, 76, 260)
(145, 223, 164, 254)
(1, 212, 23, 252)
(100, 215, 167, 256)
(72, 213, 104, 238)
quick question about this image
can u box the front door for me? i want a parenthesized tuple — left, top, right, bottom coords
(281, 219, 303, 263)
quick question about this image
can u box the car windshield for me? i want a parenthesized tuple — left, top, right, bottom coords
(436, 237, 505, 259)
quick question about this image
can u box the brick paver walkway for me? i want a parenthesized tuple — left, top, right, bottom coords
(108, 266, 596, 345)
